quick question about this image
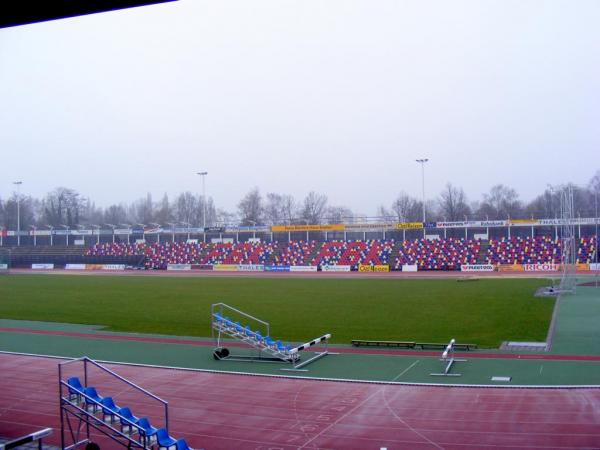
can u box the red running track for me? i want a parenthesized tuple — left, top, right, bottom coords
(1, 353, 600, 450)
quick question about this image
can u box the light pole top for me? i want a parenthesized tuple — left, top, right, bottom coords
(197, 171, 208, 176)
(415, 158, 429, 163)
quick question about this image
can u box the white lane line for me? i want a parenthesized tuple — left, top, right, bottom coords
(392, 360, 420, 382)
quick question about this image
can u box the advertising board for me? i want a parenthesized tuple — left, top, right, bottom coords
(402, 264, 418, 272)
(289, 266, 317, 272)
(264, 265, 290, 272)
(65, 264, 86, 270)
(167, 264, 192, 271)
(460, 264, 494, 272)
(321, 265, 351, 272)
(523, 263, 559, 272)
(213, 264, 238, 271)
(32, 263, 54, 270)
(237, 264, 264, 272)
(497, 264, 524, 272)
(102, 264, 126, 270)
(358, 264, 390, 272)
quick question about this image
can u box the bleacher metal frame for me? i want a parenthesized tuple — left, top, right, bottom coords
(58, 356, 168, 450)
(211, 302, 332, 371)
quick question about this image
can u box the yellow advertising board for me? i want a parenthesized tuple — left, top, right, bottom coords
(358, 264, 390, 273)
(576, 263, 590, 271)
(497, 264, 524, 272)
(395, 222, 423, 230)
(271, 224, 345, 232)
(508, 219, 539, 225)
(213, 264, 238, 271)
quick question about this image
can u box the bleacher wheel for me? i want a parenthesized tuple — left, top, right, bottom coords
(213, 348, 230, 360)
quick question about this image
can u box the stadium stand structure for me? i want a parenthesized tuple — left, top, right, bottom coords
(59, 357, 202, 450)
(11, 235, 594, 270)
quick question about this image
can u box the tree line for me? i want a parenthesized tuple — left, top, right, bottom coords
(1, 171, 599, 231)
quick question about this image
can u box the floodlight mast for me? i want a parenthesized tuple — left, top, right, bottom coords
(416, 159, 428, 238)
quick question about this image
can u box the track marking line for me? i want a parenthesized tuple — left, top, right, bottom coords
(392, 360, 420, 382)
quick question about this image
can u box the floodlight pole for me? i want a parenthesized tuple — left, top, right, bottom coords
(13, 181, 23, 246)
(416, 159, 428, 238)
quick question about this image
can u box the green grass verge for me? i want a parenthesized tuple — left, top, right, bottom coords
(0, 275, 554, 347)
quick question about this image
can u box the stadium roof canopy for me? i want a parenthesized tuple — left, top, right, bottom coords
(0, 0, 177, 29)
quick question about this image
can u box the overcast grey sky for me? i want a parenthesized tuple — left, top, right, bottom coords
(1, 0, 599, 216)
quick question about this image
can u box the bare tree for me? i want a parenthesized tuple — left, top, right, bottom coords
(132, 193, 154, 225)
(42, 187, 84, 227)
(439, 183, 471, 221)
(154, 193, 174, 225)
(326, 205, 353, 224)
(104, 204, 128, 225)
(477, 184, 522, 219)
(238, 187, 263, 225)
(390, 192, 421, 222)
(301, 191, 328, 224)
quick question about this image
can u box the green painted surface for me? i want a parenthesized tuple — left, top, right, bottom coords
(549, 281, 600, 355)
(2, 328, 600, 386)
(0, 275, 553, 347)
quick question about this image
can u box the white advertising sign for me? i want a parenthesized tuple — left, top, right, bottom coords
(167, 264, 192, 271)
(523, 263, 559, 272)
(461, 264, 495, 272)
(402, 264, 418, 272)
(31, 263, 54, 270)
(321, 265, 351, 272)
(236, 264, 265, 272)
(290, 266, 318, 272)
(65, 264, 86, 270)
(102, 264, 126, 270)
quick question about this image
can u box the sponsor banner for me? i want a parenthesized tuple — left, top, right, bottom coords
(508, 219, 539, 226)
(113, 228, 132, 235)
(32, 263, 54, 270)
(477, 220, 507, 227)
(344, 223, 392, 231)
(271, 224, 345, 233)
(497, 264, 524, 272)
(52, 229, 70, 235)
(424, 222, 437, 228)
(523, 263, 559, 272)
(321, 265, 351, 272)
(237, 264, 264, 272)
(290, 266, 317, 272)
(0, 230, 6, 237)
(204, 226, 225, 233)
(132, 228, 144, 234)
(213, 264, 238, 271)
(435, 221, 467, 228)
(65, 264, 86, 270)
(358, 264, 390, 273)
(7, 231, 15, 236)
(576, 263, 590, 271)
(143, 227, 161, 234)
(395, 222, 423, 230)
(33, 230, 51, 236)
(461, 264, 494, 272)
(0, 263, 8, 270)
(71, 230, 92, 236)
(264, 265, 291, 272)
(402, 264, 418, 272)
(191, 264, 213, 271)
(167, 264, 192, 271)
(102, 264, 126, 270)
(85, 264, 104, 271)
(590, 263, 600, 271)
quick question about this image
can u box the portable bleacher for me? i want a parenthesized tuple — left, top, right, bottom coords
(211, 302, 333, 371)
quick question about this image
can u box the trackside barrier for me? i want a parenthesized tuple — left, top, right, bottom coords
(0, 428, 52, 450)
(429, 338, 466, 377)
(58, 356, 168, 450)
(211, 302, 333, 371)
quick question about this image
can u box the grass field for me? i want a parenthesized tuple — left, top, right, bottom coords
(0, 275, 555, 347)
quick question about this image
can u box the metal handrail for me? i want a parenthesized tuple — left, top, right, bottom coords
(0, 428, 52, 450)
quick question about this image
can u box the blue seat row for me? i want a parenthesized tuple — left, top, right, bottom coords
(213, 313, 293, 354)
(66, 377, 197, 450)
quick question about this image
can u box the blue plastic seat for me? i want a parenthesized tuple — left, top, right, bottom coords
(137, 417, 158, 444)
(100, 396, 120, 423)
(264, 337, 274, 346)
(156, 428, 177, 450)
(66, 377, 84, 403)
(83, 387, 103, 413)
(117, 407, 139, 434)
(175, 438, 194, 450)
